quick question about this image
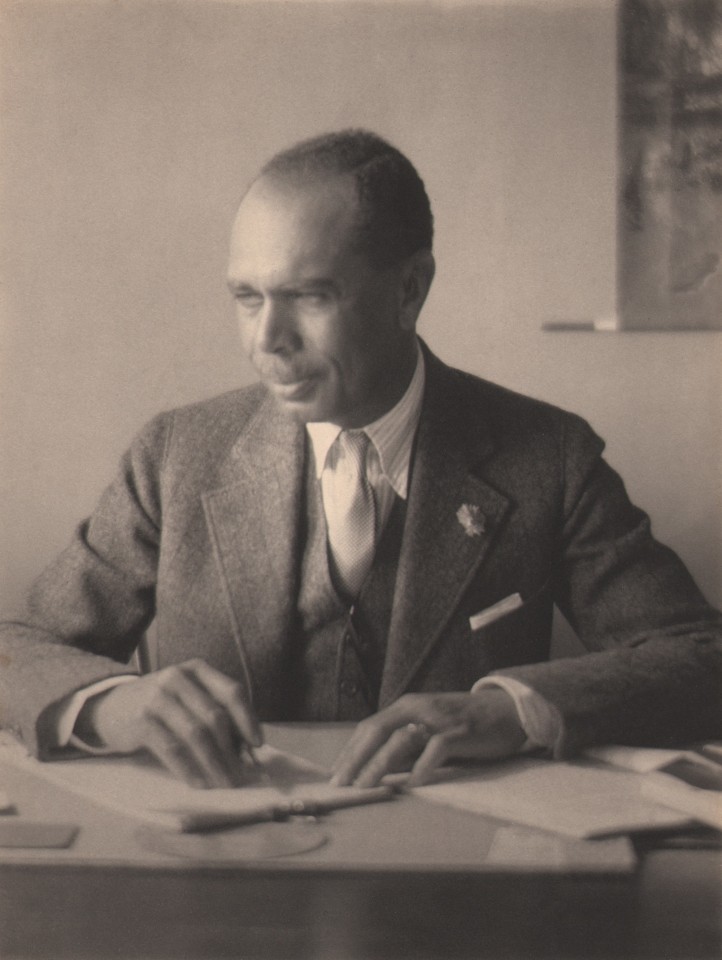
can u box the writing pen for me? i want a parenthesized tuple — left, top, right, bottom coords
(240, 742, 263, 771)
(239, 742, 273, 785)
(157, 785, 395, 833)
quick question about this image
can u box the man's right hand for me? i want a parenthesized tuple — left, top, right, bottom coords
(75, 659, 262, 788)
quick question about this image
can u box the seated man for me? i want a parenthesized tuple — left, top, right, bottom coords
(0, 129, 720, 791)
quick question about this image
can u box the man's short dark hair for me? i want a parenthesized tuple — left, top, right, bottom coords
(260, 129, 434, 268)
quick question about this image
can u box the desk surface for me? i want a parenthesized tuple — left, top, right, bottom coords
(1, 724, 720, 960)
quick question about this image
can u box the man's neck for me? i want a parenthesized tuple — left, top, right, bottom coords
(339, 339, 420, 430)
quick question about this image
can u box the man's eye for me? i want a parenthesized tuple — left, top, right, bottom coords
(234, 291, 263, 309)
(298, 291, 331, 307)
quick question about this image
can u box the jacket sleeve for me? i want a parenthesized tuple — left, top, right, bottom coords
(492, 413, 722, 757)
(0, 412, 171, 757)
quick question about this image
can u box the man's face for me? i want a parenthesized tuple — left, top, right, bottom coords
(227, 174, 417, 428)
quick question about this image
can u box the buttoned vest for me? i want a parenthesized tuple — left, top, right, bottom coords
(288, 452, 406, 720)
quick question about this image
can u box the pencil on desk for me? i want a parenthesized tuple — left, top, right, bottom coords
(160, 805, 280, 833)
(156, 786, 395, 833)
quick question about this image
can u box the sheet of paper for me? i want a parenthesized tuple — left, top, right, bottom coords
(414, 756, 693, 839)
(586, 743, 722, 775)
(584, 743, 722, 829)
(586, 745, 693, 773)
(641, 772, 722, 830)
(0, 735, 382, 831)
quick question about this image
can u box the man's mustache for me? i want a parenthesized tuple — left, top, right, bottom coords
(253, 360, 316, 385)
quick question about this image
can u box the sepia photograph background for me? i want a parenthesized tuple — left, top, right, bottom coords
(1, 0, 720, 638)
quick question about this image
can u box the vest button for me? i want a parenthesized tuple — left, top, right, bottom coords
(340, 679, 359, 696)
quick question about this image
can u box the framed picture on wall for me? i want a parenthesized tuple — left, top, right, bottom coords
(619, 0, 722, 331)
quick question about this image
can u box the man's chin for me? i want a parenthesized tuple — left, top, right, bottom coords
(268, 380, 328, 422)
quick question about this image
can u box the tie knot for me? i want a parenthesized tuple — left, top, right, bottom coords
(338, 430, 371, 474)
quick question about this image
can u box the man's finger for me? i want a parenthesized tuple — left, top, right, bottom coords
(174, 712, 239, 788)
(190, 660, 263, 747)
(142, 716, 215, 789)
(160, 671, 239, 774)
(352, 725, 427, 788)
(330, 713, 405, 786)
(408, 727, 467, 787)
(145, 695, 240, 788)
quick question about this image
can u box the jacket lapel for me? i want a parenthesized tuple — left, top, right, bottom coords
(202, 394, 305, 709)
(379, 356, 511, 706)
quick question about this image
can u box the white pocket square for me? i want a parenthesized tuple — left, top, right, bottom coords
(469, 593, 523, 631)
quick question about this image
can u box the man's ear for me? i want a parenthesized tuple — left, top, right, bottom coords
(398, 251, 435, 331)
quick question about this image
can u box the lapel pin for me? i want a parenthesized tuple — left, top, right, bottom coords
(456, 503, 486, 537)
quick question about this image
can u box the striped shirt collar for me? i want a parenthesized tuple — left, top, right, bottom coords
(306, 339, 425, 500)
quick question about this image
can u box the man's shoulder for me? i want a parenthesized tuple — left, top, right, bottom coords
(427, 351, 593, 441)
(425, 355, 608, 495)
(163, 382, 268, 430)
(133, 382, 270, 465)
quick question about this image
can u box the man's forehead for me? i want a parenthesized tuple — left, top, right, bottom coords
(229, 173, 362, 273)
(236, 172, 358, 224)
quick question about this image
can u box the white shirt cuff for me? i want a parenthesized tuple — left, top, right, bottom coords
(56, 676, 138, 755)
(471, 676, 561, 751)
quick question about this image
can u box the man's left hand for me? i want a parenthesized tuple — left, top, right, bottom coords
(330, 688, 527, 788)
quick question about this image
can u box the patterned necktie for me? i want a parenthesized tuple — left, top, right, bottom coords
(322, 430, 377, 598)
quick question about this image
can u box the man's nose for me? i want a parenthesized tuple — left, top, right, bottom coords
(255, 297, 300, 354)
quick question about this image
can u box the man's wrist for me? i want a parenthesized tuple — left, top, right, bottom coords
(471, 676, 561, 751)
(74, 691, 114, 748)
(55, 675, 137, 753)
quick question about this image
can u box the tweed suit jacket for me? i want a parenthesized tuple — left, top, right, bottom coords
(1, 346, 720, 758)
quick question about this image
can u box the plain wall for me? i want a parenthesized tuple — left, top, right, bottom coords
(1, 0, 720, 625)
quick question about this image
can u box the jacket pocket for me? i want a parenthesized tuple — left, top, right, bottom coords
(467, 576, 555, 672)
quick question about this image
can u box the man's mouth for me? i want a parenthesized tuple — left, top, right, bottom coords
(268, 376, 316, 400)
